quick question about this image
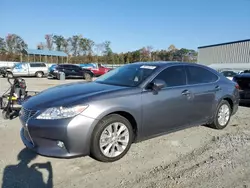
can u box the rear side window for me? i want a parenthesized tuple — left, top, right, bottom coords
(154, 65, 186, 87)
(30, 63, 46, 67)
(186, 66, 218, 85)
(71, 65, 81, 70)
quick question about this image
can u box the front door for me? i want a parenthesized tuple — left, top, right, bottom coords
(141, 65, 192, 138)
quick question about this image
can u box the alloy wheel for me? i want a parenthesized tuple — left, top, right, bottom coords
(99, 122, 130, 158)
(217, 104, 230, 126)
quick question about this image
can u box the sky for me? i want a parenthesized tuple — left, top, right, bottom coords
(0, 0, 250, 53)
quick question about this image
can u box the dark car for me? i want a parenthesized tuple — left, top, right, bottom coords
(19, 62, 239, 162)
(233, 73, 250, 104)
(48, 64, 94, 80)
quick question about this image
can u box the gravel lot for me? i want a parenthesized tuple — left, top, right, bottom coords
(0, 77, 250, 188)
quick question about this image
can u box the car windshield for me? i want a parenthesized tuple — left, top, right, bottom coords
(95, 64, 159, 87)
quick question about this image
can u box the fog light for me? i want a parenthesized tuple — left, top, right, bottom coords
(57, 141, 64, 148)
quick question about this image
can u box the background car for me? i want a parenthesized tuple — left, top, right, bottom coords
(48, 64, 94, 80)
(220, 70, 238, 80)
(79, 63, 112, 76)
(232, 73, 250, 105)
(5, 62, 48, 78)
(20, 62, 239, 163)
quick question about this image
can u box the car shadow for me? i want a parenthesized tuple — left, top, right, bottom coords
(1, 148, 53, 188)
(239, 103, 250, 108)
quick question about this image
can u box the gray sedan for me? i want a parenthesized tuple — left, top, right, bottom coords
(19, 62, 240, 162)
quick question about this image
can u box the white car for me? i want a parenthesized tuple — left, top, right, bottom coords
(6, 62, 48, 78)
(220, 70, 238, 80)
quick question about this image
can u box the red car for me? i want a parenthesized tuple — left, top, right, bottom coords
(80, 63, 112, 77)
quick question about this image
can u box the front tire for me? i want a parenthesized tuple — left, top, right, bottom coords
(6, 72, 13, 78)
(90, 114, 134, 162)
(209, 100, 231, 129)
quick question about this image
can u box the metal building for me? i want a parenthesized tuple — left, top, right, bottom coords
(198, 39, 250, 65)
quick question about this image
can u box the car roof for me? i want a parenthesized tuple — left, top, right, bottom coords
(58, 64, 78, 66)
(131, 61, 211, 69)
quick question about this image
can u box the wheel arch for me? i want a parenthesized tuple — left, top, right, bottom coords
(35, 71, 44, 77)
(218, 95, 234, 111)
(90, 108, 139, 142)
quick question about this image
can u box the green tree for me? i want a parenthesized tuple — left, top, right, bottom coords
(62, 38, 70, 54)
(69, 35, 82, 56)
(53, 35, 65, 51)
(5, 34, 27, 53)
(0, 37, 6, 53)
(119, 53, 125, 64)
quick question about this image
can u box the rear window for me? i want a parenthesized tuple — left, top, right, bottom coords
(186, 66, 218, 84)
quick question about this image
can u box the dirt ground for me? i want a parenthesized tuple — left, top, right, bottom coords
(0, 77, 250, 188)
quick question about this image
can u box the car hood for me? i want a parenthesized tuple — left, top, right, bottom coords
(23, 81, 129, 110)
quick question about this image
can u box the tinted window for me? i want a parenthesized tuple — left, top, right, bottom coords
(154, 66, 186, 87)
(60, 65, 70, 69)
(71, 65, 81, 70)
(29, 63, 46, 67)
(186, 66, 218, 84)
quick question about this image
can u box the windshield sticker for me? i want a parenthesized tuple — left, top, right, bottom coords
(140, 65, 156, 69)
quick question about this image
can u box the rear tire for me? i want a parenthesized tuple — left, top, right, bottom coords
(90, 114, 134, 162)
(84, 72, 92, 82)
(35, 72, 44, 78)
(209, 100, 232, 129)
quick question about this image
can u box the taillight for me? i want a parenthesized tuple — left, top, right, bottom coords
(235, 83, 241, 90)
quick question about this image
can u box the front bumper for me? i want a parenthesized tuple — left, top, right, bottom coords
(47, 72, 58, 79)
(19, 112, 99, 158)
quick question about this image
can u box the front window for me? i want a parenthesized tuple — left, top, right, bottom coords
(95, 64, 159, 87)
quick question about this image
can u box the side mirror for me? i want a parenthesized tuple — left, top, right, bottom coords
(147, 79, 166, 91)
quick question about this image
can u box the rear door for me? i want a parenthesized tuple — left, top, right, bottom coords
(98, 64, 108, 75)
(72, 65, 84, 77)
(29, 63, 43, 76)
(184, 65, 220, 125)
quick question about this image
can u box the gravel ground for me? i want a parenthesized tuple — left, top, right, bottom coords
(0, 77, 250, 188)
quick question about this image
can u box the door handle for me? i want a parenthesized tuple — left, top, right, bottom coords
(215, 85, 221, 91)
(181, 90, 190, 96)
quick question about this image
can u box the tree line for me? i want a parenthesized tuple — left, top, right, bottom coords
(0, 34, 198, 64)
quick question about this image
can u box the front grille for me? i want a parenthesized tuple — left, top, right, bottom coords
(20, 107, 37, 124)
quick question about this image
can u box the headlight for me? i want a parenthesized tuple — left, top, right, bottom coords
(36, 105, 88, 120)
